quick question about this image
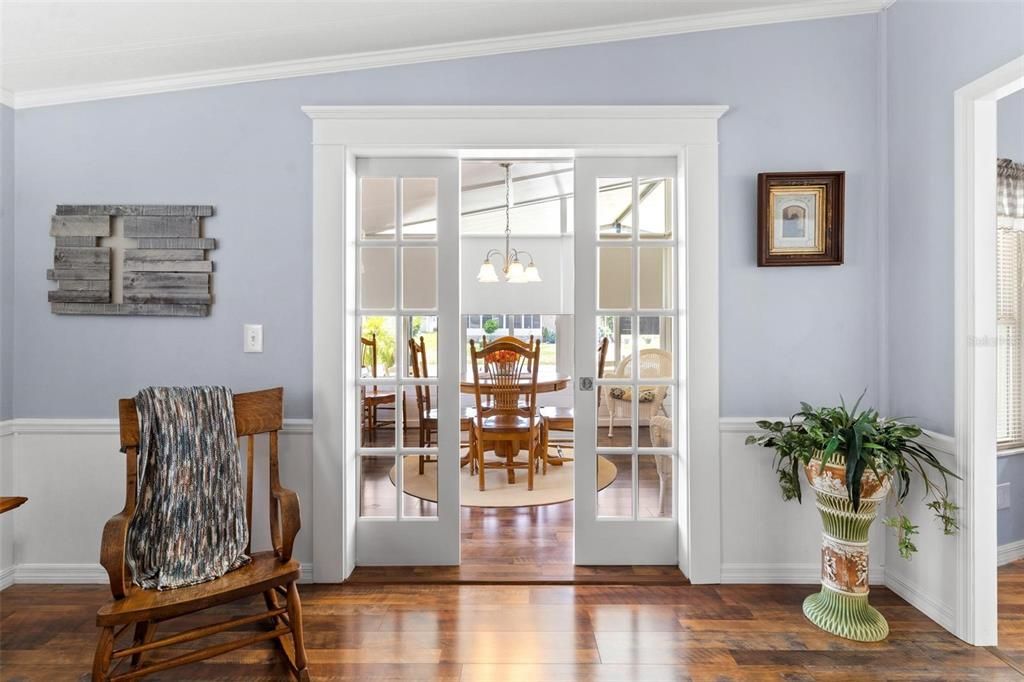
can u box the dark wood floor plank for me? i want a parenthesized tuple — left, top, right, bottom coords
(5, 562, 1024, 678)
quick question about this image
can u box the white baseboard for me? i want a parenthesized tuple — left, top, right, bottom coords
(999, 538, 1024, 566)
(2, 562, 314, 588)
(14, 563, 109, 584)
(0, 564, 14, 590)
(721, 562, 885, 585)
(884, 569, 955, 631)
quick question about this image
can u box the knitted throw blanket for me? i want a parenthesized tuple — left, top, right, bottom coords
(126, 386, 251, 590)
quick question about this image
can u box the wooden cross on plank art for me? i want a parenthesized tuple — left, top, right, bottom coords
(47, 205, 217, 317)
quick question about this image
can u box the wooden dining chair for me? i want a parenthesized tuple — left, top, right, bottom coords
(93, 387, 309, 681)
(361, 333, 400, 443)
(408, 336, 477, 473)
(468, 337, 542, 491)
(485, 335, 536, 409)
(539, 337, 609, 470)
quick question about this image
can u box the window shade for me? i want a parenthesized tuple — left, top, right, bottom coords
(997, 227, 1024, 446)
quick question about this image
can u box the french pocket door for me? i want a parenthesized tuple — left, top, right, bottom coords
(573, 157, 680, 565)
(354, 157, 461, 565)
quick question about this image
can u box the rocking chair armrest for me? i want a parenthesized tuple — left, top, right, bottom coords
(271, 485, 301, 562)
(99, 511, 132, 599)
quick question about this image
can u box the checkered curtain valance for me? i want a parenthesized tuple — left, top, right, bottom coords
(998, 158, 1024, 230)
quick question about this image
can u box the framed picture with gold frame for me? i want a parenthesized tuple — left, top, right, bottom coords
(757, 171, 844, 266)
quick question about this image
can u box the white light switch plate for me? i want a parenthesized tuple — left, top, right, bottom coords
(244, 324, 263, 353)
(998, 482, 1011, 510)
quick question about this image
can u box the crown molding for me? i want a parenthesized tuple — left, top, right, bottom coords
(0, 89, 14, 108)
(301, 105, 729, 121)
(9, 0, 889, 109)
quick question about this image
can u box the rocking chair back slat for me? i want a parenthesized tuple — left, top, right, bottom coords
(118, 387, 284, 449)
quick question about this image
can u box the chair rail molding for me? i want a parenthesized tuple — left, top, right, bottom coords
(953, 54, 1024, 647)
(305, 105, 725, 583)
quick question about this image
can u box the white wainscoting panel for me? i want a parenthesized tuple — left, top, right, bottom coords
(719, 418, 888, 584)
(0, 411, 959, 636)
(0, 422, 14, 590)
(0, 419, 312, 586)
(881, 431, 958, 635)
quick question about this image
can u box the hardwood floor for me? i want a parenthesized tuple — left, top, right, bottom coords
(5, 569, 1024, 680)
(995, 558, 1024, 674)
(353, 425, 681, 583)
(349, 500, 686, 584)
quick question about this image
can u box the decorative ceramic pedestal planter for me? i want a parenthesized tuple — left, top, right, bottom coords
(803, 456, 891, 642)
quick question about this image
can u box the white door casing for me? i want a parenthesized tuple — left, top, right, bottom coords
(952, 54, 1024, 646)
(305, 106, 725, 582)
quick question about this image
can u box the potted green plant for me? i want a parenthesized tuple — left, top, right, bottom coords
(746, 393, 959, 642)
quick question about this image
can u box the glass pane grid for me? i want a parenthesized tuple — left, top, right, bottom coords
(359, 454, 397, 518)
(401, 177, 438, 241)
(401, 247, 438, 310)
(638, 177, 673, 240)
(593, 172, 677, 523)
(360, 177, 397, 241)
(638, 452, 673, 519)
(358, 173, 444, 523)
(597, 452, 633, 518)
(598, 177, 633, 240)
(399, 454, 439, 519)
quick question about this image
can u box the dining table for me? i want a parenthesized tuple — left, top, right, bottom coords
(458, 369, 571, 396)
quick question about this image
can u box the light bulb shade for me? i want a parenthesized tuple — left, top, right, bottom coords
(524, 263, 542, 282)
(477, 261, 499, 283)
(506, 260, 526, 283)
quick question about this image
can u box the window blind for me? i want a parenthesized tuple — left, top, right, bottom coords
(997, 225, 1024, 447)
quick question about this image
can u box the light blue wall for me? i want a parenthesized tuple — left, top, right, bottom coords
(10, 14, 883, 419)
(999, 455, 1024, 546)
(886, 0, 1024, 433)
(1000, 89, 1024, 163)
(1, 104, 13, 421)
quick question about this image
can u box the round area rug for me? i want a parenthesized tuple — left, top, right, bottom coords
(389, 448, 618, 508)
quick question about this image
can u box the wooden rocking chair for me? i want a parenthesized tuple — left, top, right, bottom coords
(92, 387, 310, 681)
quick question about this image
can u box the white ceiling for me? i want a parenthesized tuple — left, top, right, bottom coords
(0, 0, 889, 107)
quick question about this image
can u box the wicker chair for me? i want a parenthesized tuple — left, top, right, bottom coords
(648, 414, 673, 515)
(604, 348, 672, 437)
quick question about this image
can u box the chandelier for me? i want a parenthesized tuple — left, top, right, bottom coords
(476, 162, 541, 283)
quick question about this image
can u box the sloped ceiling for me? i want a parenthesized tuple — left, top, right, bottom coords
(0, 0, 889, 107)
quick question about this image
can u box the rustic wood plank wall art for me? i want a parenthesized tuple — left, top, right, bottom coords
(47, 204, 216, 316)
